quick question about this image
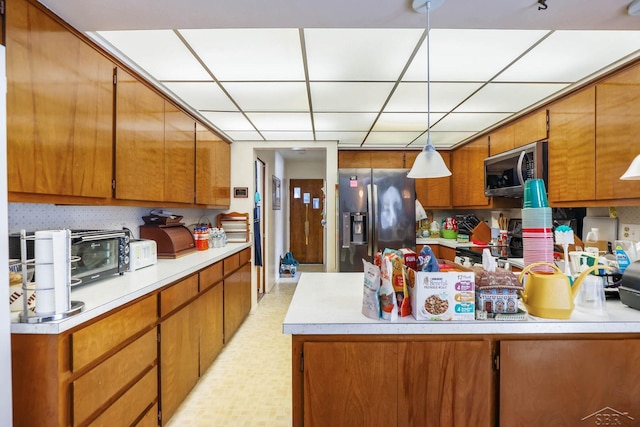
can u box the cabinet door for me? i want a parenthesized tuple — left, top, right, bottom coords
(338, 151, 371, 168)
(164, 103, 195, 203)
(196, 124, 231, 206)
(514, 110, 547, 147)
(548, 88, 596, 203)
(500, 340, 640, 425)
(7, 0, 114, 198)
(303, 342, 398, 426)
(398, 341, 494, 426)
(160, 303, 199, 424)
(596, 64, 640, 199)
(489, 125, 515, 156)
(223, 263, 251, 343)
(198, 282, 224, 375)
(452, 138, 489, 207)
(415, 151, 452, 208)
(115, 68, 165, 201)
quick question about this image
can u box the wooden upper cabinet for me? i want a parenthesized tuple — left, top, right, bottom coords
(452, 137, 490, 207)
(547, 87, 596, 203)
(338, 150, 408, 169)
(115, 68, 166, 202)
(6, 0, 114, 198)
(369, 151, 406, 168)
(489, 125, 515, 156)
(338, 151, 371, 168)
(414, 151, 452, 208)
(595, 64, 640, 200)
(196, 124, 231, 207)
(514, 110, 548, 146)
(164, 103, 195, 204)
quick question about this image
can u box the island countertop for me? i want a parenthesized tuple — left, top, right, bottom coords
(11, 242, 251, 335)
(282, 272, 640, 336)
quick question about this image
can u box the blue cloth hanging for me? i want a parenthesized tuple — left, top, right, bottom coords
(253, 206, 263, 266)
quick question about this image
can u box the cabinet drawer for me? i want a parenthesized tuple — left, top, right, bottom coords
(239, 248, 251, 265)
(160, 274, 198, 317)
(223, 252, 240, 273)
(71, 296, 157, 372)
(199, 261, 223, 292)
(135, 402, 158, 427)
(88, 365, 158, 427)
(72, 329, 157, 425)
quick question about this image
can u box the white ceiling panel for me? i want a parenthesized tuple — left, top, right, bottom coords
(432, 112, 513, 132)
(260, 131, 315, 140)
(304, 29, 423, 81)
(199, 112, 255, 131)
(222, 82, 309, 111)
(364, 131, 423, 145)
(403, 29, 549, 81)
(179, 29, 305, 81)
(373, 112, 445, 131)
(98, 30, 210, 80)
(315, 131, 367, 144)
(245, 112, 312, 131)
(224, 130, 264, 141)
(313, 113, 378, 131)
(456, 83, 569, 113)
(496, 31, 640, 83)
(310, 82, 395, 112)
(411, 131, 479, 148)
(385, 82, 483, 112)
(162, 82, 238, 111)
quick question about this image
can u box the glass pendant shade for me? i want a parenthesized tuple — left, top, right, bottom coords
(407, 140, 451, 178)
(620, 154, 640, 180)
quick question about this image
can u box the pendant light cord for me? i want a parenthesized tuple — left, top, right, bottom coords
(426, 1, 432, 148)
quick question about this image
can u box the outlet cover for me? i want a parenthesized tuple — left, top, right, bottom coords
(619, 223, 640, 241)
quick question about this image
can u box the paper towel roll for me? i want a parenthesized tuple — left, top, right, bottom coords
(34, 230, 71, 315)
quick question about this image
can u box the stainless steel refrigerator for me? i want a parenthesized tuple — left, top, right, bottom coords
(338, 168, 416, 272)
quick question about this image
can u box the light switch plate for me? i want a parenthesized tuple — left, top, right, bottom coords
(618, 223, 640, 241)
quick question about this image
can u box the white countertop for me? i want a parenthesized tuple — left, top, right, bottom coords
(282, 272, 640, 336)
(10, 242, 251, 334)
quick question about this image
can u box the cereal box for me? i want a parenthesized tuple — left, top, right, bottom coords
(408, 271, 475, 320)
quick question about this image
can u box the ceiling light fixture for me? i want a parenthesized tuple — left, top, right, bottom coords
(407, 0, 452, 179)
(620, 154, 640, 180)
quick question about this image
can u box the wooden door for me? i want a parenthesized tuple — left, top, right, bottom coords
(290, 179, 324, 264)
(500, 339, 640, 426)
(548, 88, 596, 203)
(7, 0, 114, 198)
(303, 342, 398, 426)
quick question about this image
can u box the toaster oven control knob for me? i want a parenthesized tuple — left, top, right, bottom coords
(124, 255, 129, 265)
(124, 244, 130, 254)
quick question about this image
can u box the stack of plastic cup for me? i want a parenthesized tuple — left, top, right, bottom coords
(522, 179, 554, 272)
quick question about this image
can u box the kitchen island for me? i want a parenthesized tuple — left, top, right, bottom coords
(11, 242, 252, 426)
(283, 273, 640, 426)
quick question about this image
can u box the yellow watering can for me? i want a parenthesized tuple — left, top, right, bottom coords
(518, 262, 613, 319)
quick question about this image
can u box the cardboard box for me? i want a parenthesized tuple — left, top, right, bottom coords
(408, 270, 475, 320)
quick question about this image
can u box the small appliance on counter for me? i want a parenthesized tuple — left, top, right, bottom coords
(128, 239, 157, 271)
(140, 215, 196, 258)
(619, 260, 640, 310)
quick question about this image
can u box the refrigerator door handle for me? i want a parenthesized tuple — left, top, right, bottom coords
(342, 212, 351, 249)
(372, 184, 379, 256)
(367, 184, 374, 256)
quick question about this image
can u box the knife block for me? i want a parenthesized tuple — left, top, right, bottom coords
(471, 222, 492, 244)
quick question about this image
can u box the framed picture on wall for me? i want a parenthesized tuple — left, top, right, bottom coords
(272, 175, 281, 210)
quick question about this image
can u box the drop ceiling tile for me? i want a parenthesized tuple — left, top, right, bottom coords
(310, 82, 395, 112)
(313, 113, 378, 131)
(432, 112, 513, 132)
(315, 131, 368, 144)
(260, 131, 315, 140)
(304, 28, 423, 81)
(455, 82, 568, 113)
(373, 112, 446, 131)
(224, 130, 264, 141)
(245, 112, 312, 131)
(97, 30, 210, 80)
(410, 131, 477, 148)
(365, 131, 423, 145)
(404, 29, 549, 81)
(162, 82, 237, 111)
(384, 82, 483, 112)
(199, 111, 255, 131)
(496, 30, 640, 83)
(179, 28, 305, 80)
(222, 82, 309, 111)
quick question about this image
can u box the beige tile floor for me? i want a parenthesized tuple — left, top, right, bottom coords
(166, 267, 320, 426)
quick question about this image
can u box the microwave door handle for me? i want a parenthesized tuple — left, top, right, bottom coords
(516, 150, 527, 185)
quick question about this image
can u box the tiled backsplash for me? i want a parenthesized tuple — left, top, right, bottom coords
(8, 203, 222, 239)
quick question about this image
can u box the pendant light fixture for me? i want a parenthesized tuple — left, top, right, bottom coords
(407, 0, 452, 179)
(620, 154, 640, 180)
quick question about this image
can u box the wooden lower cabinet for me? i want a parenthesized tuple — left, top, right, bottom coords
(295, 338, 495, 427)
(198, 282, 224, 374)
(224, 262, 252, 343)
(500, 339, 640, 426)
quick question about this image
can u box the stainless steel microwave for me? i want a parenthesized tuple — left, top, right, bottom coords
(484, 141, 548, 197)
